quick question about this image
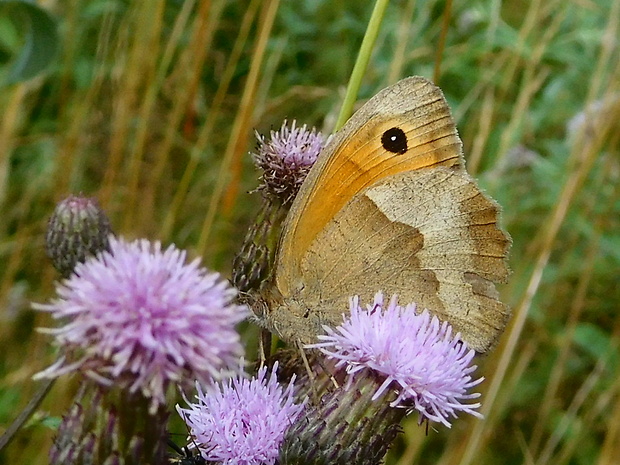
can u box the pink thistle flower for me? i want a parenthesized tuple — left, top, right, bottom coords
(308, 293, 483, 427)
(34, 237, 249, 413)
(177, 363, 305, 465)
(253, 120, 324, 203)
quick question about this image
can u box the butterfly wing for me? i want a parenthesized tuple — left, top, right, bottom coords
(290, 167, 511, 352)
(275, 77, 464, 295)
(267, 76, 511, 352)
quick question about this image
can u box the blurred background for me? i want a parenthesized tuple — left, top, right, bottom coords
(0, 0, 618, 464)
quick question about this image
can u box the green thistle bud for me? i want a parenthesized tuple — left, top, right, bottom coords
(49, 383, 169, 465)
(232, 197, 287, 294)
(45, 196, 113, 278)
(279, 371, 404, 465)
(269, 349, 403, 465)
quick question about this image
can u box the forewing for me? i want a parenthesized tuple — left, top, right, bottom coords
(276, 77, 463, 295)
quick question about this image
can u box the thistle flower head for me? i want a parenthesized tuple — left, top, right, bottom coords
(35, 237, 249, 413)
(46, 195, 113, 278)
(177, 362, 305, 465)
(253, 120, 324, 203)
(308, 293, 483, 427)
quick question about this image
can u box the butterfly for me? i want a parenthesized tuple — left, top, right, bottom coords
(253, 76, 511, 353)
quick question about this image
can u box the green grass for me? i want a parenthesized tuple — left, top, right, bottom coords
(1, 0, 619, 464)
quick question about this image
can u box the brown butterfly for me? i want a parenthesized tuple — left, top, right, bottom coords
(254, 76, 511, 353)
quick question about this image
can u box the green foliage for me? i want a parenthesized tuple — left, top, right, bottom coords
(0, 1, 59, 82)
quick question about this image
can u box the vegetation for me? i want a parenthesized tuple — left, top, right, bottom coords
(0, 0, 618, 463)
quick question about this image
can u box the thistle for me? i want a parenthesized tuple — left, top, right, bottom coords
(233, 121, 324, 295)
(178, 363, 306, 465)
(276, 293, 484, 464)
(45, 195, 113, 278)
(35, 237, 249, 463)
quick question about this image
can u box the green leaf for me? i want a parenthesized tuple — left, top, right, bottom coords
(574, 323, 618, 369)
(0, 1, 59, 83)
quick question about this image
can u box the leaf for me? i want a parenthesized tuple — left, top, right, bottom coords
(573, 323, 618, 370)
(0, 1, 59, 83)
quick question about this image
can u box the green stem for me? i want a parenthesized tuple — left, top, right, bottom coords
(334, 0, 390, 130)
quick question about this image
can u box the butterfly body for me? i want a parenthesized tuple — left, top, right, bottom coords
(256, 76, 511, 353)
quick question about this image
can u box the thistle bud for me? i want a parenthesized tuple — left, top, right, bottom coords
(45, 195, 113, 278)
(279, 375, 403, 465)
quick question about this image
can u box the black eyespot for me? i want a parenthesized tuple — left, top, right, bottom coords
(381, 127, 408, 154)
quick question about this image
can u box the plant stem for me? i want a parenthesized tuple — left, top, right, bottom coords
(334, 0, 390, 130)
